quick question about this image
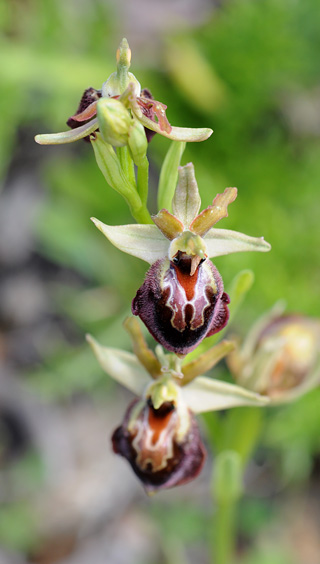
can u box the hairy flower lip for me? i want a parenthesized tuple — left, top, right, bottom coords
(112, 399, 206, 492)
(131, 257, 230, 355)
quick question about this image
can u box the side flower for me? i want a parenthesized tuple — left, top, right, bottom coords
(87, 318, 269, 493)
(227, 303, 320, 403)
(92, 163, 271, 355)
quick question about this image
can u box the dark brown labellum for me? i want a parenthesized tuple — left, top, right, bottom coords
(132, 256, 230, 355)
(112, 399, 206, 492)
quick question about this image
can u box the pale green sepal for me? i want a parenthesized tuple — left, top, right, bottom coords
(34, 118, 99, 145)
(158, 141, 186, 211)
(91, 219, 169, 264)
(86, 334, 150, 395)
(172, 163, 201, 226)
(182, 376, 269, 413)
(132, 107, 213, 142)
(204, 228, 271, 258)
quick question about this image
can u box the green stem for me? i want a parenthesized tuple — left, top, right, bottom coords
(212, 501, 237, 564)
(116, 146, 136, 187)
(131, 202, 152, 224)
(207, 407, 264, 564)
(137, 159, 149, 206)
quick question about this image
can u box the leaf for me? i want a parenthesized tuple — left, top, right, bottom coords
(91, 219, 169, 263)
(204, 228, 271, 257)
(182, 376, 269, 413)
(86, 334, 150, 395)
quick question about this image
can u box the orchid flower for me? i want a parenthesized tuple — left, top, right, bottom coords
(227, 303, 320, 404)
(34, 39, 212, 147)
(87, 317, 269, 492)
(92, 163, 271, 355)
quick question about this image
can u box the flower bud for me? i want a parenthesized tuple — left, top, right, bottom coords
(228, 312, 320, 403)
(127, 119, 148, 167)
(96, 97, 132, 147)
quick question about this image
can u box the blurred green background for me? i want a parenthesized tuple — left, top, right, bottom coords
(1, 0, 320, 563)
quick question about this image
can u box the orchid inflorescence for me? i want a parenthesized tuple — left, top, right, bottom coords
(35, 39, 320, 493)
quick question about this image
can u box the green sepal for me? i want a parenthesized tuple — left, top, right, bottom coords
(172, 163, 201, 226)
(34, 118, 99, 145)
(157, 141, 186, 211)
(86, 334, 150, 395)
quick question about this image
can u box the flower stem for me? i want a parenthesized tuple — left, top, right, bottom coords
(212, 500, 237, 564)
(116, 146, 136, 187)
(130, 202, 152, 224)
(207, 407, 264, 564)
(137, 159, 149, 206)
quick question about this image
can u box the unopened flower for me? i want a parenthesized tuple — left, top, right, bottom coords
(34, 38, 212, 147)
(87, 318, 268, 492)
(92, 163, 271, 355)
(228, 304, 320, 403)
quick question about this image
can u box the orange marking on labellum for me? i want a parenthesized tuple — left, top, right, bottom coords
(174, 266, 199, 301)
(148, 408, 174, 446)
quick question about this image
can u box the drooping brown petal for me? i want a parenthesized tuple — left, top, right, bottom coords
(68, 100, 98, 123)
(137, 95, 172, 134)
(67, 87, 101, 129)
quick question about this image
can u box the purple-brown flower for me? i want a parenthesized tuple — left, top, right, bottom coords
(34, 39, 212, 147)
(92, 163, 271, 355)
(132, 255, 230, 355)
(87, 322, 269, 493)
(112, 398, 206, 492)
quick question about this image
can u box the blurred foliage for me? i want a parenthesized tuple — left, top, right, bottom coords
(1, 0, 320, 560)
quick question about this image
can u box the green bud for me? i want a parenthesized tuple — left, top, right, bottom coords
(96, 98, 132, 147)
(127, 119, 148, 167)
